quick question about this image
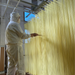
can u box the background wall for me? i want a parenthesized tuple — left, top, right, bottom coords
(0, 0, 25, 73)
(0, 0, 25, 46)
(25, 0, 75, 75)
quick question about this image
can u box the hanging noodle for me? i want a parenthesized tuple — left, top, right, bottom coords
(24, 0, 75, 75)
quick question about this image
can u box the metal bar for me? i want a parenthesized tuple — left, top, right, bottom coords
(24, 6, 31, 9)
(34, 1, 46, 11)
(26, 13, 31, 18)
(20, 0, 37, 6)
(0, 2, 23, 11)
(0, 2, 32, 11)
(3, 0, 10, 17)
(10, 0, 32, 7)
(32, 0, 37, 5)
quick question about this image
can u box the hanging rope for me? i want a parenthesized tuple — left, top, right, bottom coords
(12, 0, 20, 12)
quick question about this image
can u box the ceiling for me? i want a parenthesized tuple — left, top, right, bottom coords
(9, 0, 50, 14)
(0, 0, 53, 16)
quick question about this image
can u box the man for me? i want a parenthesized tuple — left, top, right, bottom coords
(5, 12, 38, 75)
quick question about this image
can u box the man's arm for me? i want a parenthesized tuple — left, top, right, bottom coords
(13, 24, 39, 39)
(13, 24, 31, 39)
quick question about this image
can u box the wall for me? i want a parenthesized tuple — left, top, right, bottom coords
(0, 0, 26, 73)
(25, 0, 75, 75)
(0, 0, 25, 45)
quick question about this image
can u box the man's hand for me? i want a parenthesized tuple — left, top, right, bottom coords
(25, 72, 32, 75)
(31, 33, 39, 37)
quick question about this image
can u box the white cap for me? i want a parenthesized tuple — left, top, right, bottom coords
(10, 12, 20, 22)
